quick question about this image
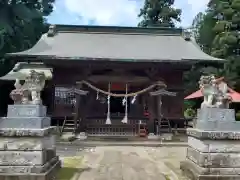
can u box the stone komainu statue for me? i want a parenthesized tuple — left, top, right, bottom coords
(199, 75, 232, 108)
(10, 70, 46, 105)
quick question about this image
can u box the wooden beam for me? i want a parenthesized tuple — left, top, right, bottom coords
(86, 75, 150, 83)
(150, 89, 177, 96)
(73, 88, 88, 95)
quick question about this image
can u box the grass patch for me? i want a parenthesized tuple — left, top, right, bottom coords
(164, 174, 171, 180)
(57, 156, 83, 180)
(57, 167, 78, 180)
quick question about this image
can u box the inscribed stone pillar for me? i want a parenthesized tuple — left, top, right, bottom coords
(180, 108, 240, 180)
(0, 104, 61, 180)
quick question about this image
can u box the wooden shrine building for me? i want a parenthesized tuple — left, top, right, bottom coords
(4, 24, 223, 136)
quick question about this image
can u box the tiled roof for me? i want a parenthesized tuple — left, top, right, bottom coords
(7, 25, 224, 62)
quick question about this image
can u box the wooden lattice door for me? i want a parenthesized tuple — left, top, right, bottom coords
(54, 86, 76, 117)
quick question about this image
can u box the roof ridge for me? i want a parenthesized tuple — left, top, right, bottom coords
(56, 31, 181, 36)
(47, 24, 183, 37)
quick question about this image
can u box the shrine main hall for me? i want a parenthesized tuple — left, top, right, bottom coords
(2, 24, 223, 136)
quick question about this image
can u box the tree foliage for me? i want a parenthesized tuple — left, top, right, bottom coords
(209, 0, 240, 59)
(185, 0, 240, 94)
(0, 0, 55, 115)
(138, 0, 181, 27)
(192, 12, 217, 54)
(208, 0, 240, 89)
(0, 0, 55, 72)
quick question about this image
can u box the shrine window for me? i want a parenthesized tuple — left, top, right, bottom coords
(54, 86, 76, 105)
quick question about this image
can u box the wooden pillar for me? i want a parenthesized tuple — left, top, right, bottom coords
(77, 89, 94, 132)
(150, 88, 177, 134)
(74, 95, 80, 133)
(147, 94, 155, 133)
(155, 94, 162, 135)
(49, 68, 57, 126)
(49, 80, 55, 115)
(42, 80, 54, 115)
(73, 83, 88, 133)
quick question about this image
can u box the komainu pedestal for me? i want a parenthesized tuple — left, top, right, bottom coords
(180, 108, 240, 180)
(0, 105, 61, 180)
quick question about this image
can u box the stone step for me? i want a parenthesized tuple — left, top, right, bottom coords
(64, 123, 78, 126)
(63, 127, 75, 130)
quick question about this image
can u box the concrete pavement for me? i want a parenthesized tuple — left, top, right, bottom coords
(59, 146, 188, 180)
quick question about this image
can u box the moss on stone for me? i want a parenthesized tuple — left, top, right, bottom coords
(164, 174, 171, 180)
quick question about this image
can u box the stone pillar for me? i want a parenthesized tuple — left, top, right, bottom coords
(0, 104, 61, 180)
(180, 108, 240, 180)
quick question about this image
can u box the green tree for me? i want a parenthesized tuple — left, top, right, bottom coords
(0, 0, 55, 63)
(0, 0, 55, 115)
(192, 12, 217, 54)
(184, 12, 219, 94)
(138, 0, 181, 27)
(208, 0, 240, 88)
(209, 0, 240, 59)
(185, 0, 240, 94)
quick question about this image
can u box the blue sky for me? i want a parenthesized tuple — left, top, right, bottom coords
(47, 0, 209, 28)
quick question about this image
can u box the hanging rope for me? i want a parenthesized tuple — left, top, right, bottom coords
(121, 84, 128, 124)
(96, 91, 99, 100)
(131, 95, 137, 104)
(77, 80, 166, 97)
(105, 82, 111, 125)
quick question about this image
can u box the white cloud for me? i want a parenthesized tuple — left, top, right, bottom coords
(173, 0, 208, 27)
(48, 0, 209, 27)
(63, 0, 142, 26)
(186, 0, 209, 16)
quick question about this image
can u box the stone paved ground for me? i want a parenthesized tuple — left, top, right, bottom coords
(65, 146, 188, 180)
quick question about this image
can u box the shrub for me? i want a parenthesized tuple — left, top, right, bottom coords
(236, 111, 240, 121)
(184, 108, 196, 118)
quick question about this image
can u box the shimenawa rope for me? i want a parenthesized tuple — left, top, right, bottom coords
(77, 80, 166, 97)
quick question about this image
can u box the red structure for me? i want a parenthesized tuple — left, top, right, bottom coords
(185, 79, 240, 102)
